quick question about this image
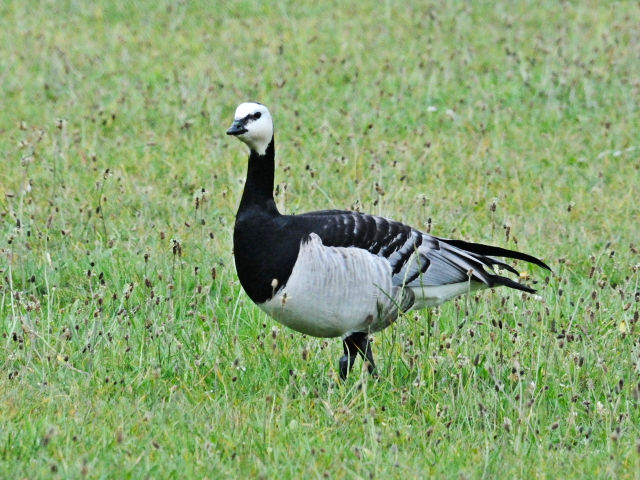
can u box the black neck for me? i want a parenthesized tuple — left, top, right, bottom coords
(238, 138, 279, 216)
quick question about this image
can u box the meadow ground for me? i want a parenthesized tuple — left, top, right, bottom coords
(1, 1, 639, 478)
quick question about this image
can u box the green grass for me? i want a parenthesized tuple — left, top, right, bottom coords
(1, 0, 639, 478)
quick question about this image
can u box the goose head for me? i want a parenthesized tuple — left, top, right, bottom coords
(226, 102, 273, 155)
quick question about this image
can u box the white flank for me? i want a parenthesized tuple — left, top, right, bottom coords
(260, 234, 403, 338)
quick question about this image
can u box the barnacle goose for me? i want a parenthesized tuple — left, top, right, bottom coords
(227, 102, 550, 379)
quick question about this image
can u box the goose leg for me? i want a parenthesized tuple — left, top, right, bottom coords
(339, 332, 377, 380)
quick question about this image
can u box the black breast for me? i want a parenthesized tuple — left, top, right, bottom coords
(233, 207, 306, 303)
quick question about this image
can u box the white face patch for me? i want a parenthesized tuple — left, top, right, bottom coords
(230, 102, 274, 155)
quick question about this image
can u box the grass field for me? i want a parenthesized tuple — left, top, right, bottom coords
(1, 0, 639, 478)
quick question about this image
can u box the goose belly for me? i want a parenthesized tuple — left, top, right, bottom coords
(410, 280, 486, 308)
(258, 234, 398, 338)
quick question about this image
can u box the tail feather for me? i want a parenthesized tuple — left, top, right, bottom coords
(426, 236, 550, 295)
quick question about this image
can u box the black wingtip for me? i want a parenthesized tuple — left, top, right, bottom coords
(491, 274, 538, 294)
(441, 238, 551, 272)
